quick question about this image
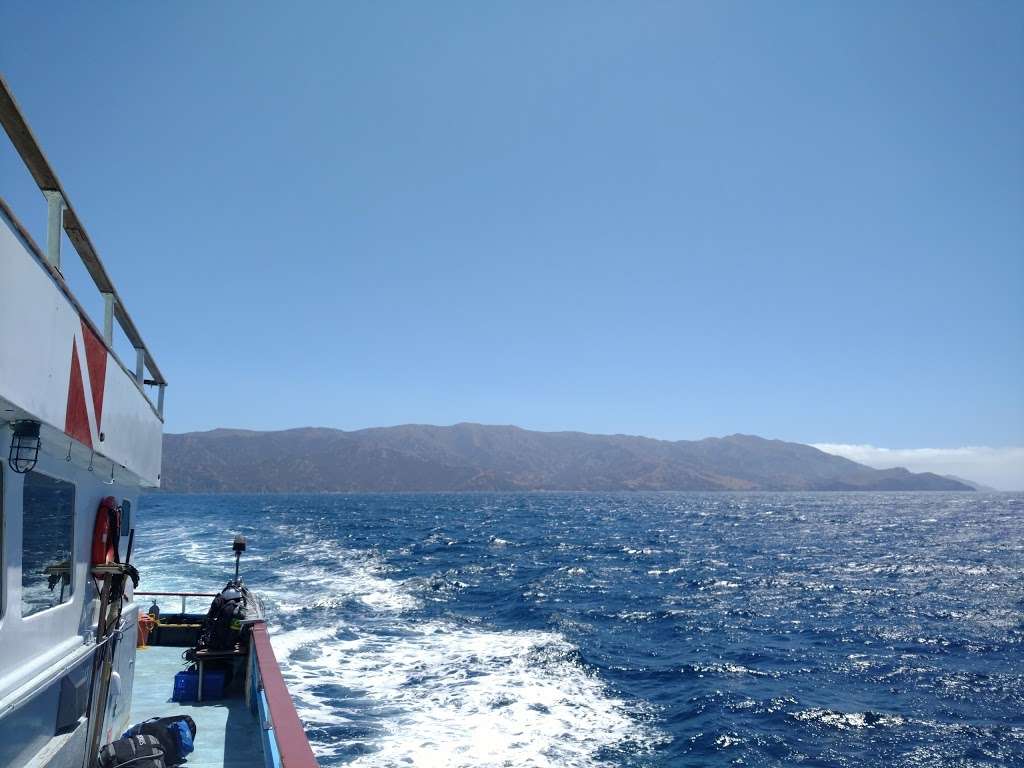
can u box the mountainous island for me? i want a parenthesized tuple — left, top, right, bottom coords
(160, 423, 974, 493)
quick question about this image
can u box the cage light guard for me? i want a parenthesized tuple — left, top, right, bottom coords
(9, 420, 41, 473)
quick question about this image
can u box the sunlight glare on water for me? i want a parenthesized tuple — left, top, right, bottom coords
(135, 492, 1024, 767)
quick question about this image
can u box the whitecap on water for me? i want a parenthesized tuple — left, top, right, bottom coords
(714, 733, 743, 748)
(789, 708, 905, 730)
(646, 567, 682, 576)
(687, 662, 772, 678)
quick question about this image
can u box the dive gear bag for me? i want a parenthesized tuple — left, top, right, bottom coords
(121, 715, 196, 766)
(96, 733, 165, 768)
(189, 581, 249, 657)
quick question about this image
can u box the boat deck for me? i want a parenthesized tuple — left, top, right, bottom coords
(130, 645, 263, 768)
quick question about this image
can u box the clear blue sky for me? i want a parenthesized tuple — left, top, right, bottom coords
(2, 2, 1021, 448)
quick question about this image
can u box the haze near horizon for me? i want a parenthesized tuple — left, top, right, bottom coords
(1, 3, 1020, 486)
(165, 422, 1023, 491)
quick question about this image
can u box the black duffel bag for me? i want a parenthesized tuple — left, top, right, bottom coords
(96, 733, 166, 768)
(122, 715, 196, 766)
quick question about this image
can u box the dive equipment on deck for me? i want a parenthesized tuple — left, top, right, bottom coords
(186, 536, 254, 660)
(122, 715, 197, 766)
(96, 734, 166, 768)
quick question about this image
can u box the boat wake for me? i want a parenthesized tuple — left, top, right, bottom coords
(263, 538, 657, 767)
(274, 620, 651, 767)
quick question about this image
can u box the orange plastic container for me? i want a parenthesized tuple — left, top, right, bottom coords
(137, 613, 156, 647)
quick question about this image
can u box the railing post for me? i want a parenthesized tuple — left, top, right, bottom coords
(43, 189, 65, 269)
(181, 595, 186, 614)
(135, 348, 145, 386)
(102, 292, 115, 345)
(157, 383, 166, 419)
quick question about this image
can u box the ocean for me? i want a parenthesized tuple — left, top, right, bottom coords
(135, 492, 1024, 767)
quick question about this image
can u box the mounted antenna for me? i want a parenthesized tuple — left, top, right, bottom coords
(232, 535, 247, 583)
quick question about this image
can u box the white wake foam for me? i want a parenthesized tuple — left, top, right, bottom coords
(263, 538, 660, 766)
(273, 620, 656, 767)
(265, 537, 422, 615)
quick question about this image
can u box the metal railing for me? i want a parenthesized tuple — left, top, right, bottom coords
(0, 76, 168, 417)
(134, 590, 217, 614)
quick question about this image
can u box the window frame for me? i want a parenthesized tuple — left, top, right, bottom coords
(0, 461, 4, 621)
(20, 468, 76, 619)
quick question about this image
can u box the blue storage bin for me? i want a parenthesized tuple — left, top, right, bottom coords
(201, 669, 225, 699)
(172, 668, 226, 701)
(172, 670, 198, 701)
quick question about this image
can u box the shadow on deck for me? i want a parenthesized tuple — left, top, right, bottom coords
(131, 645, 263, 768)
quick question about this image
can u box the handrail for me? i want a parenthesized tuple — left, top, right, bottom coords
(0, 75, 168, 408)
(134, 590, 217, 614)
(0, 197, 165, 421)
(250, 622, 319, 768)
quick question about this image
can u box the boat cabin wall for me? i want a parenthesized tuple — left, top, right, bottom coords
(0, 421, 141, 746)
(0, 208, 163, 487)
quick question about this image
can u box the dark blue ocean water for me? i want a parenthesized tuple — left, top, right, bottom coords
(135, 492, 1024, 767)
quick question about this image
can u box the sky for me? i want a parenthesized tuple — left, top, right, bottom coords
(1, 3, 1022, 487)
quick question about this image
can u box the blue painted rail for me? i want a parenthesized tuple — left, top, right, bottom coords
(247, 621, 319, 768)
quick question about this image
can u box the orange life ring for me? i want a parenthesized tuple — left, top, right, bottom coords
(91, 496, 120, 567)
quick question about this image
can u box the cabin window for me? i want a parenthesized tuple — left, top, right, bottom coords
(0, 464, 3, 618)
(22, 471, 75, 617)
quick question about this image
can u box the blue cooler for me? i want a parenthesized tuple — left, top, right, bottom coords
(172, 668, 225, 700)
(201, 669, 225, 699)
(172, 670, 198, 701)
